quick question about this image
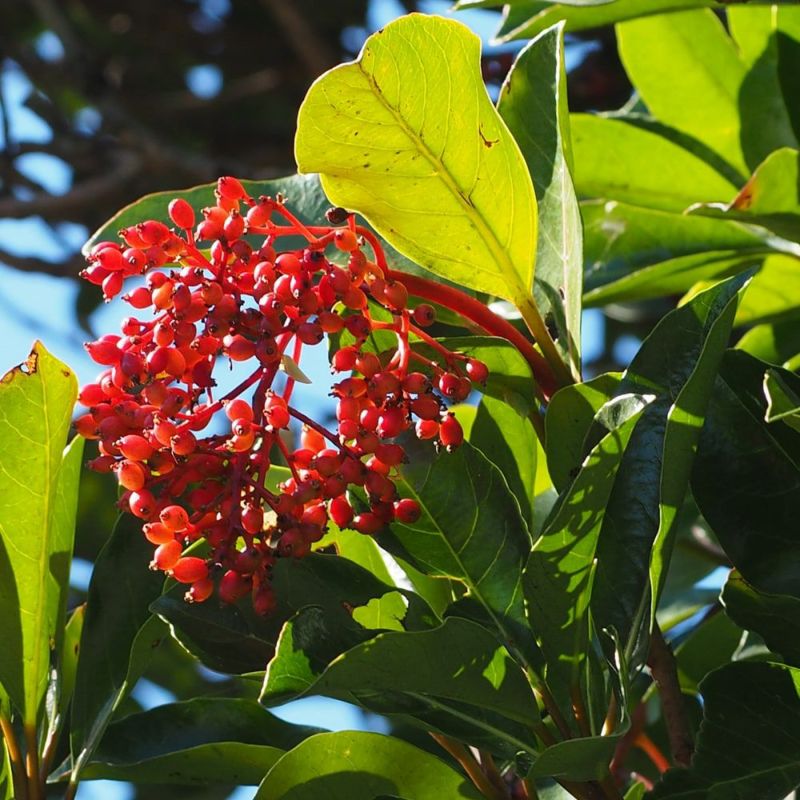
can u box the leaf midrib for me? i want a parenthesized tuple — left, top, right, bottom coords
(356, 45, 531, 302)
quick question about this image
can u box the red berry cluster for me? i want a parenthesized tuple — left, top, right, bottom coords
(75, 177, 487, 613)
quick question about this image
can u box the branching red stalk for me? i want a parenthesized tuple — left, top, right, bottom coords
(0, 714, 27, 800)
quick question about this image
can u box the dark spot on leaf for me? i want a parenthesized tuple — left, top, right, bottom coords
(479, 126, 499, 148)
(363, 163, 370, 168)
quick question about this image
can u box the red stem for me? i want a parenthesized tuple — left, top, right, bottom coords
(385, 269, 555, 400)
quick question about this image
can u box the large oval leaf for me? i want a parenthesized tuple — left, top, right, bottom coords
(77, 699, 317, 785)
(650, 661, 800, 799)
(295, 14, 539, 311)
(498, 22, 583, 380)
(262, 612, 541, 759)
(254, 731, 482, 800)
(571, 115, 737, 213)
(0, 342, 80, 726)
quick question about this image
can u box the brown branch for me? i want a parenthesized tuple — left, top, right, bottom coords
(0, 713, 28, 800)
(152, 68, 281, 113)
(430, 734, 507, 800)
(647, 622, 693, 767)
(259, 0, 337, 79)
(0, 150, 142, 219)
(0, 247, 83, 277)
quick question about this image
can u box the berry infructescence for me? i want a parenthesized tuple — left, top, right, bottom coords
(76, 177, 486, 614)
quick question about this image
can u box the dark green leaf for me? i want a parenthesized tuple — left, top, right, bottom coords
(471, 393, 537, 531)
(381, 440, 539, 671)
(692, 351, 800, 596)
(528, 735, 619, 782)
(70, 515, 166, 783)
(153, 552, 435, 675)
(764, 367, 800, 431)
(262, 612, 541, 758)
(78, 699, 317, 785)
(0, 342, 80, 725)
(723, 570, 800, 666)
(590, 274, 747, 670)
(498, 23, 583, 380)
(674, 611, 742, 695)
(582, 200, 769, 306)
(688, 148, 800, 242)
(254, 731, 482, 799)
(571, 115, 737, 213)
(650, 661, 800, 799)
(544, 372, 622, 492)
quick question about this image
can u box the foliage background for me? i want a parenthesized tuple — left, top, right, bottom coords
(0, 2, 712, 799)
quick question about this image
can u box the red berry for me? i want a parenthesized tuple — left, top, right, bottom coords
(413, 304, 436, 327)
(160, 504, 189, 532)
(439, 413, 464, 450)
(186, 577, 213, 603)
(129, 490, 156, 520)
(353, 512, 382, 535)
(394, 498, 421, 524)
(152, 540, 182, 570)
(171, 557, 208, 584)
(466, 358, 489, 384)
(334, 228, 359, 252)
(329, 496, 354, 528)
(169, 198, 196, 229)
(219, 570, 252, 603)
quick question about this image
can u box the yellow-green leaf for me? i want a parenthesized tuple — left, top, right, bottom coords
(0, 342, 80, 725)
(295, 13, 538, 309)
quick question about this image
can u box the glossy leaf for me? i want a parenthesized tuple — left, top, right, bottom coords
(498, 23, 582, 379)
(254, 731, 482, 800)
(582, 200, 769, 306)
(380, 440, 538, 670)
(262, 612, 540, 757)
(295, 14, 540, 313)
(153, 552, 435, 675)
(0, 342, 80, 725)
(590, 274, 746, 670)
(78, 699, 317, 785)
(544, 372, 622, 492)
(692, 351, 800, 596)
(470, 393, 537, 530)
(734, 255, 800, 325)
(723, 570, 800, 667)
(764, 367, 800, 431)
(489, 1, 784, 43)
(571, 115, 737, 213)
(617, 10, 748, 175)
(737, 317, 800, 368)
(650, 661, 800, 799)
(70, 514, 166, 783)
(728, 5, 800, 166)
(673, 611, 742, 695)
(688, 148, 800, 242)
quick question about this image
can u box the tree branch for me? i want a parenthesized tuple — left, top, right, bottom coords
(647, 622, 694, 767)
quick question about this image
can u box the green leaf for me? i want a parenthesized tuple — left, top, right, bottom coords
(470, 393, 537, 531)
(692, 351, 800, 596)
(262, 612, 540, 758)
(544, 372, 622, 492)
(153, 552, 435, 675)
(487, 0, 788, 42)
(77, 699, 317, 785)
(317, 524, 394, 586)
(498, 22, 583, 379)
(650, 661, 800, 799)
(528, 736, 620, 782)
(764, 367, 800, 431)
(734, 255, 800, 325)
(673, 611, 742, 695)
(380, 440, 538, 670)
(582, 200, 770, 306)
(70, 514, 166, 784)
(526, 399, 648, 692)
(590, 274, 747, 670)
(254, 731, 482, 799)
(728, 6, 800, 167)
(617, 10, 748, 175)
(571, 115, 737, 212)
(688, 148, 800, 242)
(737, 317, 800, 368)
(295, 14, 540, 314)
(0, 342, 80, 725)
(723, 570, 800, 667)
